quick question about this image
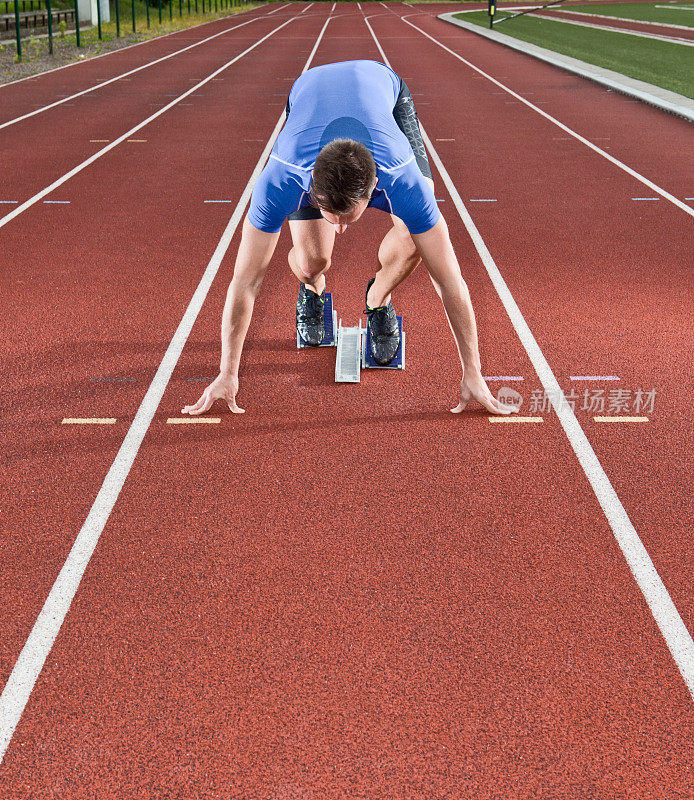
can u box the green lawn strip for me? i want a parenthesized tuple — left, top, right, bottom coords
(456, 11, 694, 98)
(562, 3, 694, 29)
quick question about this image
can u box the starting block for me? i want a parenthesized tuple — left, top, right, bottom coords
(297, 292, 405, 382)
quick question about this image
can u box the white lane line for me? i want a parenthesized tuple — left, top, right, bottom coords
(43, 200, 70, 204)
(595, 416, 649, 422)
(365, 15, 694, 699)
(469, 198, 498, 202)
(0, 200, 19, 203)
(204, 199, 233, 203)
(301, 1, 313, 11)
(571, 375, 620, 381)
(61, 418, 117, 424)
(0, 7, 280, 132)
(0, 11, 333, 767)
(489, 416, 543, 423)
(399, 14, 694, 219)
(633, 197, 660, 200)
(0, 15, 298, 232)
(0, 2, 267, 90)
(484, 376, 525, 381)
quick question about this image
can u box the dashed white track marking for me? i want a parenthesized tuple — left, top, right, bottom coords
(489, 416, 543, 423)
(61, 418, 116, 424)
(571, 375, 620, 381)
(0, 10, 334, 767)
(365, 12, 694, 699)
(398, 13, 694, 219)
(595, 416, 649, 422)
(167, 417, 221, 423)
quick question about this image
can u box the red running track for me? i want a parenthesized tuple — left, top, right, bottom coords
(0, 2, 692, 798)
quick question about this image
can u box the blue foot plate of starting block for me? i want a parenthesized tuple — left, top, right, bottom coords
(362, 316, 405, 370)
(297, 291, 337, 348)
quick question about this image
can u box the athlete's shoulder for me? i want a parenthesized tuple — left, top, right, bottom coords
(293, 60, 399, 90)
(378, 160, 440, 235)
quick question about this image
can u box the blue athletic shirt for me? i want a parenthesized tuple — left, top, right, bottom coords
(247, 60, 440, 235)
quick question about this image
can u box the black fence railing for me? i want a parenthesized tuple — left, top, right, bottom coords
(1, 0, 44, 11)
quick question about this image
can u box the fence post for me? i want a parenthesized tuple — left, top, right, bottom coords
(73, 0, 80, 45)
(178, 0, 181, 16)
(13, 0, 21, 60)
(115, 0, 120, 35)
(96, 0, 102, 38)
(46, 0, 53, 52)
(146, 0, 150, 27)
(157, 0, 161, 22)
(131, 0, 135, 31)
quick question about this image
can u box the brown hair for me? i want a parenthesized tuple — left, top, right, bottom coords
(310, 139, 376, 215)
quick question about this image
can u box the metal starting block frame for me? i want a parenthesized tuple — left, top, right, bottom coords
(297, 292, 405, 382)
(334, 316, 405, 383)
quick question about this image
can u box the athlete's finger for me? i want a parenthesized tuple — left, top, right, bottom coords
(228, 396, 245, 414)
(188, 392, 216, 416)
(478, 391, 510, 415)
(181, 393, 206, 414)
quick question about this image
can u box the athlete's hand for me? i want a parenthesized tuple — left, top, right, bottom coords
(182, 373, 245, 415)
(451, 370, 517, 415)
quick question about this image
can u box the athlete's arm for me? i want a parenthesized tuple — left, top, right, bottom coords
(412, 216, 514, 415)
(182, 216, 280, 415)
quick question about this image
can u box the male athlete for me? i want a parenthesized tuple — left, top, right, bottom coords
(183, 60, 514, 416)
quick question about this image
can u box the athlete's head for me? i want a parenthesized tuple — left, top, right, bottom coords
(311, 139, 377, 232)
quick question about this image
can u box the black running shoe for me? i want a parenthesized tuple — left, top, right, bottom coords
(364, 277, 401, 366)
(297, 282, 326, 346)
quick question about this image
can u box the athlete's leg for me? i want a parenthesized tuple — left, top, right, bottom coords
(288, 213, 335, 295)
(366, 214, 422, 308)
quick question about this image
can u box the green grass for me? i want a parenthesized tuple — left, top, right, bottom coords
(456, 11, 694, 97)
(563, 2, 694, 29)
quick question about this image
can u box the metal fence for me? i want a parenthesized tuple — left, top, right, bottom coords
(5, 0, 249, 62)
